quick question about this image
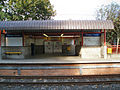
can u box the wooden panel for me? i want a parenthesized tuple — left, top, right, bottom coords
(21, 69, 80, 76)
(0, 70, 17, 75)
(82, 68, 120, 75)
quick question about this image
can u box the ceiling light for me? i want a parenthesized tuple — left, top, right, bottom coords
(61, 34, 64, 37)
(43, 34, 48, 37)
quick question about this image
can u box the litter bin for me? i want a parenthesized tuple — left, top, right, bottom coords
(107, 48, 112, 54)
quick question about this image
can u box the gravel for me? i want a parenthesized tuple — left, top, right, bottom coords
(0, 77, 120, 90)
(0, 84, 120, 90)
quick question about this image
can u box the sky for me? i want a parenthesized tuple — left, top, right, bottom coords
(50, 0, 120, 20)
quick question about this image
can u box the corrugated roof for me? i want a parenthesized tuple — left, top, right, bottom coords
(0, 20, 114, 30)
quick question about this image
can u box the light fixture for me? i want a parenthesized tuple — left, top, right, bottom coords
(43, 34, 48, 37)
(61, 34, 64, 36)
(62, 36, 80, 37)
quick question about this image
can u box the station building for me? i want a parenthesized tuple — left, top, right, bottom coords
(0, 20, 114, 59)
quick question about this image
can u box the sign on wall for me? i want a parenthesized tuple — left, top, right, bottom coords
(6, 37, 22, 46)
(83, 37, 100, 46)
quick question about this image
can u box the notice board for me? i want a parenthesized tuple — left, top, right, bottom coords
(83, 37, 100, 46)
(6, 37, 22, 46)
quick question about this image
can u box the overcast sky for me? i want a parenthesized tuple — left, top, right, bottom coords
(50, 0, 120, 20)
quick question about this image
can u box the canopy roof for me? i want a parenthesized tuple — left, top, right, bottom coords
(0, 20, 114, 31)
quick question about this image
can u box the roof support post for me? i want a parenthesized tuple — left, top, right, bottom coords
(104, 29, 107, 59)
(82, 30, 83, 46)
(74, 38, 75, 45)
(22, 32, 24, 46)
(104, 29, 106, 46)
(0, 30, 1, 47)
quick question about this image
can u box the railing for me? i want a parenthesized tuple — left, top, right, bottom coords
(107, 45, 120, 54)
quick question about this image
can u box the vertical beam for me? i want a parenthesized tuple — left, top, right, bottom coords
(3, 30, 6, 46)
(104, 29, 106, 46)
(0, 30, 1, 47)
(82, 30, 83, 46)
(104, 29, 107, 59)
(101, 29, 102, 33)
(4, 34, 6, 46)
(22, 32, 24, 46)
(73, 34, 75, 45)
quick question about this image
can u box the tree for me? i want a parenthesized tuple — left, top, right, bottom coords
(96, 2, 120, 53)
(0, 0, 9, 21)
(0, 0, 56, 20)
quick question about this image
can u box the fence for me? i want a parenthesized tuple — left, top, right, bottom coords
(107, 45, 120, 54)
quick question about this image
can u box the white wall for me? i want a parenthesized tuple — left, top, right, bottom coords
(80, 46, 101, 58)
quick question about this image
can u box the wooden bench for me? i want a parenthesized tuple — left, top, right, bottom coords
(5, 52, 22, 55)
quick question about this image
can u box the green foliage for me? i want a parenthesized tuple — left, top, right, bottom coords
(96, 2, 120, 45)
(0, 0, 56, 21)
(0, 0, 8, 21)
(96, 2, 120, 21)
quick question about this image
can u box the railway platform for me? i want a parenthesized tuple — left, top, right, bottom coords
(0, 55, 120, 76)
(0, 55, 120, 64)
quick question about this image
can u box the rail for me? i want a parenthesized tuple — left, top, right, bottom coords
(0, 74, 120, 79)
(0, 75, 120, 85)
(0, 81, 120, 85)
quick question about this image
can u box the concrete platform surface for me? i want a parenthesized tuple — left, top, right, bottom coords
(0, 55, 120, 64)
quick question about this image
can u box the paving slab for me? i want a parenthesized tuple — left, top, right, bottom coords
(0, 56, 120, 64)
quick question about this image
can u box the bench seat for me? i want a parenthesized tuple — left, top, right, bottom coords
(5, 52, 22, 55)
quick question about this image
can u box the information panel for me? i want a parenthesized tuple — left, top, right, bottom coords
(6, 37, 22, 46)
(83, 37, 100, 46)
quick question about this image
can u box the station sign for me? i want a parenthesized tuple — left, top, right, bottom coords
(5, 34, 22, 37)
(83, 34, 101, 37)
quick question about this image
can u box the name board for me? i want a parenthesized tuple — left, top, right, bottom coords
(83, 34, 101, 37)
(5, 34, 22, 37)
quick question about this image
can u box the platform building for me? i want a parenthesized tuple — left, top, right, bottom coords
(0, 20, 114, 59)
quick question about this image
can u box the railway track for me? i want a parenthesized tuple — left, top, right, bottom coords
(0, 63, 120, 89)
(0, 75, 120, 85)
(0, 81, 120, 85)
(0, 74, 120, 79)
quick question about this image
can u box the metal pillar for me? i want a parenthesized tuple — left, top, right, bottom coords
(104, 29, 106, 46)
(104, 29, 107, 59)
(22, 32, 24, 46)
(82, 30, 83, 46)
(0, 30, 1, 47)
